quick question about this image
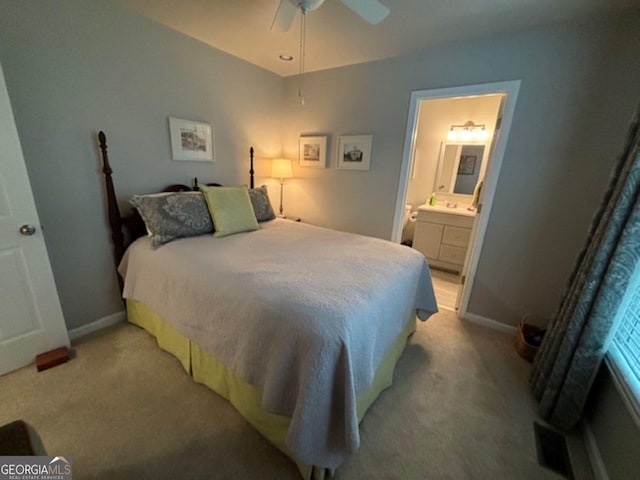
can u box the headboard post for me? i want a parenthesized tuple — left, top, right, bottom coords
(98, 131, 125, 292)
(249, 146, 255, 189)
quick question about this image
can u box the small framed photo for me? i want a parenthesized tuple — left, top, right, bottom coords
(336, 135, 372, 171)
(299, 136, 327, 168)
(169, 117, 214, 162)
(458, 155, 477, 175)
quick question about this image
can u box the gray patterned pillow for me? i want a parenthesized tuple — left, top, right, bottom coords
(130, 192, 213, 248)
(249, 185, 276, 222)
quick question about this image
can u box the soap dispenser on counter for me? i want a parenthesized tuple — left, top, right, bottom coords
(428, 192, 437, 206)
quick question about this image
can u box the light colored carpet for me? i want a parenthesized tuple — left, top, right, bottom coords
(0, 311, 591, 479)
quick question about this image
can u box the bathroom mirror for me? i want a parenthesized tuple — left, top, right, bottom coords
(434, 142, 489, 196)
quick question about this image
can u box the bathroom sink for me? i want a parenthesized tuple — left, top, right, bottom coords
(417, 203, 476, 217)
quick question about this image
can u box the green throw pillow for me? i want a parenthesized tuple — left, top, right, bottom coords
(200, 185, 259, 238)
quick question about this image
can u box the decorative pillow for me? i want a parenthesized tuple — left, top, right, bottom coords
(130, 191, 213, 248)
(248, 185, 276, 222)
(200, 185, 260, 238)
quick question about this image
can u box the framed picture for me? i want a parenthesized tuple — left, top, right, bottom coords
(169, 117, 214, 162)
(457, 154, 477, 175)
(336, 135, 372, 171)
(299, 136, 327, 168)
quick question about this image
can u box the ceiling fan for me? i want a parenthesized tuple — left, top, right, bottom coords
(272, 0, 390, 105)
(271, 0, 390, 32)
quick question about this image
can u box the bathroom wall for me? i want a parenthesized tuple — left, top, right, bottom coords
(403, 95, 502, 242)
(406, 95, 502, 211)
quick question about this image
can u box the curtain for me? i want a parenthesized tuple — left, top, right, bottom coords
(530, 106, 640, 431)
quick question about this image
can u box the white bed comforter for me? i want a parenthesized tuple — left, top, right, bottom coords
(119, 219, 437, 469)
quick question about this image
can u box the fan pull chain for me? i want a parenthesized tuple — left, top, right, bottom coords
(298, 10, 306, 106)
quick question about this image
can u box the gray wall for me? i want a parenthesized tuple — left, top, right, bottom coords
(281, 13, 640, 327)
(0, 0, 283, 330)
(585, 364, 640, 479)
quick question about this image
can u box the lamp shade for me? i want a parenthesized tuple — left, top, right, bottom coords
(271, 158, 293, 179)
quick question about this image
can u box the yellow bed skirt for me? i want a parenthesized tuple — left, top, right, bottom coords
(126, 299, 416, 479)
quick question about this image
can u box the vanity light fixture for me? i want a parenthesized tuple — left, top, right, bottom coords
(447, 121, 489, 141)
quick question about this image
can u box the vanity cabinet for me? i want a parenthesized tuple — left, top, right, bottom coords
(413, 210, 474, 273)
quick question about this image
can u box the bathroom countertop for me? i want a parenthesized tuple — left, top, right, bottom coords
(417, 203, 477, 217)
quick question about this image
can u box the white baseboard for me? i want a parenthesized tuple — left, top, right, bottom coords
(68, 310, 127, 341)
(582, 420, 609, 480)
(462, 312, 517, 334)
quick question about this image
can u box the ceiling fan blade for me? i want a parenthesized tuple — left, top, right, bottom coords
(271, 0, 298, 32)
(339, 0, 389, 25)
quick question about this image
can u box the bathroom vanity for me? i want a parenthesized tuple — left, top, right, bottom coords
(413, 205, 475, 273)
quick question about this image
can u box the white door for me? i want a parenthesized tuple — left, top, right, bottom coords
(0, 62, 69, 376)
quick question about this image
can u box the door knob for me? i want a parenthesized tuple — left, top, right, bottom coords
(19, 224, 36, 236)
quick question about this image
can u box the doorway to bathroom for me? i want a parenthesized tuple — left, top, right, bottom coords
(392, 81, 520, 318)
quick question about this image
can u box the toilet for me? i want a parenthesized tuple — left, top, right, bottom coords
(400, 204, 414, 245)
(403, 204, 412, 229)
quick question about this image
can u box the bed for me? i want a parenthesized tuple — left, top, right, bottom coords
(97, 131, 438, 478)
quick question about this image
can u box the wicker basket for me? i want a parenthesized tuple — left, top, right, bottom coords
(515, 321, 542, 363)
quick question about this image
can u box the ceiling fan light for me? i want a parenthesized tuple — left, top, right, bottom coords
(298, 0, 325, 13)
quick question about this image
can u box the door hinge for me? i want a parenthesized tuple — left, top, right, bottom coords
(477, 203, 483, 214)
(460, 275, 466, 285)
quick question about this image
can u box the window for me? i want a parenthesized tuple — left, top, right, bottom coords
(607, 260, 640, 420)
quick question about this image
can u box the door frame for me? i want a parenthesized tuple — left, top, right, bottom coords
(392, 80, 520, 319)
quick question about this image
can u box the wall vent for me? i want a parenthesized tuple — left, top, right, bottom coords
(533, 421, 574, 479)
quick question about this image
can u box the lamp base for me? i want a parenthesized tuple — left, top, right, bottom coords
(279, 181, 285, 217)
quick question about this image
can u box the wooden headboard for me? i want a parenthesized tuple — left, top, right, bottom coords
(97, 130, 254, 290)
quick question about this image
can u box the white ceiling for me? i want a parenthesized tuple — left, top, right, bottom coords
(117, 0, 639, 77)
